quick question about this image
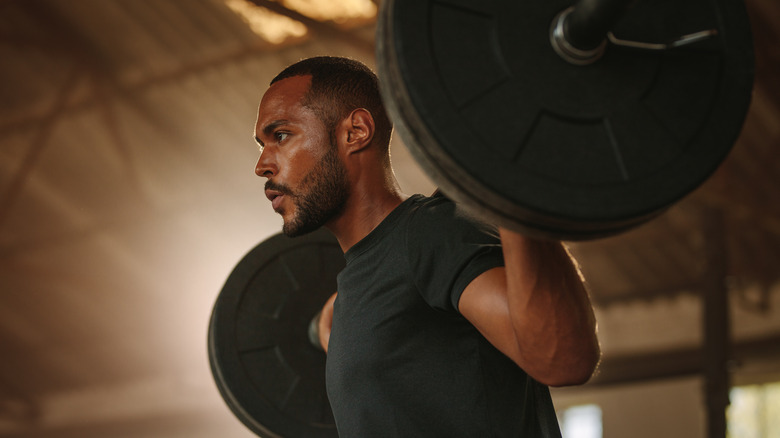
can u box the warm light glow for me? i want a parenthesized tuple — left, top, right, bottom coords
(728, 382, 780, 437)
(225, 0, 308, 45)
(281, 0, 376, 25)
(560, 404, 602, 438)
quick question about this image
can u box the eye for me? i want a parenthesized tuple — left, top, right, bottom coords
(275, 132, 289, 143)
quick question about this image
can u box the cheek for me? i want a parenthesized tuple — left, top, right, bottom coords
(285, 147, 323, 186)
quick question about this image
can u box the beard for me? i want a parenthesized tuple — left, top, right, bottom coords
(266, 145, 350, 237)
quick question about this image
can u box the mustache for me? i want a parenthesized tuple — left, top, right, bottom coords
(265, 180, 294, 197)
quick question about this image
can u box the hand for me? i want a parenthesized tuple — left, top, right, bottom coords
(317, 292, 337, 352)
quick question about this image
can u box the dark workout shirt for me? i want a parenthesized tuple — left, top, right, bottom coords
(326, 194, 560, 437)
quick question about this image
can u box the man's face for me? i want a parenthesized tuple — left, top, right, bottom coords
(254, 75, 349, 237)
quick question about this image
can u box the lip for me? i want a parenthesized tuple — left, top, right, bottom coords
(265, 189, 285, 211)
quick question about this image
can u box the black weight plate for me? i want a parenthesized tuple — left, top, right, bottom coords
(377, 0, 754, 240)
(208, 228, 343, 438)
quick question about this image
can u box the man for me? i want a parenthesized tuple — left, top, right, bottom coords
(254, 56, 600, 437)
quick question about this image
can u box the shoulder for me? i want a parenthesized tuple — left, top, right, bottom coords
(405, 194, 499, 240)
(405, 193, 462, 223)
(407, 195, 500, 246)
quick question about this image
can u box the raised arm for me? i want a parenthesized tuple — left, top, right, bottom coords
(458, 228, 600, 387)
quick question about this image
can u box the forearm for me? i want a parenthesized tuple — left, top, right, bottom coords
(499, 228, 600, 386)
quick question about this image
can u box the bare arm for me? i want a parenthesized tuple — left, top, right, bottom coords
(458, 228, 600, 387)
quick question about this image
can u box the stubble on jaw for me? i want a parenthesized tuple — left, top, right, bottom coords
(277, 145, 350, 237)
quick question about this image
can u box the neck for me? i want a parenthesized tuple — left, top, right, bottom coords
(326, 167, 407, 253)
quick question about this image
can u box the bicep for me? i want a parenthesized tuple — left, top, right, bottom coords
(457, 267, 524, 366)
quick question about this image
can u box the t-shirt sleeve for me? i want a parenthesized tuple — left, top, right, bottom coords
(405, 197, 505, 313)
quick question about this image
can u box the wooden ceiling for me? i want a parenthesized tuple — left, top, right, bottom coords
(0, 0, 778, 436)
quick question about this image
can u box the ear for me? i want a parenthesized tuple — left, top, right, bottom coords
(337, 108, 375, 155)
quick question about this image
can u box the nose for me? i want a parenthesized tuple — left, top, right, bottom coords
(255, 148, 277, 178)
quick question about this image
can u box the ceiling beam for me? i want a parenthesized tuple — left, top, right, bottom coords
(591, 281, 702, 307)
(0, 67, 84, 233)
(587, 333, 780, 387)
(692, 188, 780, 240)
(246, 0, 375, 55)
(0, 1, 379, 137)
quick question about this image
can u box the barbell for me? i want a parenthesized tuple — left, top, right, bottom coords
(209, 229, 342, 437)
(210, 0, 754, 435)
(377, 0, 753, 240)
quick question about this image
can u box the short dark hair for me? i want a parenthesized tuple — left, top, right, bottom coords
(271, 56, 393, 151)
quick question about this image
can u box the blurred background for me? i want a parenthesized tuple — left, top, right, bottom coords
(0, 0, 778, 437)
